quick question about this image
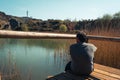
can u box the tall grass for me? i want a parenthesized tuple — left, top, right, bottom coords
(0, 50, 33, 80)
(56, 38, 120, 69)
(87, 28, 120, 37)
(0, 50, 21, 80)
(78, 28, 120, 68)
(89, 39, 120, 69)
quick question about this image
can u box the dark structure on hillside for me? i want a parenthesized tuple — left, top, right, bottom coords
(9, 19, 19, 30)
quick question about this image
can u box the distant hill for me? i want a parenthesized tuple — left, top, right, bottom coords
(0, 11, 120, 37)
(0, 11, 42, 30)
(0, 11, 9, 21)
(0, 11, 9, 27)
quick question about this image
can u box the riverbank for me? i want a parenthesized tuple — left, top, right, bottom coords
(0, 30, 120, 41)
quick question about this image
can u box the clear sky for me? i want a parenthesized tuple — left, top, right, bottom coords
(0, 0, 120, 20)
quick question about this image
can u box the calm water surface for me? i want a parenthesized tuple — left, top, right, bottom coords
(0, 39, 119, 80)
(0, 39, 71, 80)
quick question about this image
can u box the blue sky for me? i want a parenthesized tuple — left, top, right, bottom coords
(0, 0, 120, 20)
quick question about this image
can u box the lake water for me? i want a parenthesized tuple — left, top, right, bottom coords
(0, 39, 120, 80)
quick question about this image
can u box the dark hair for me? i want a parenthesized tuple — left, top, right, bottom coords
(76, 31, 88, 43)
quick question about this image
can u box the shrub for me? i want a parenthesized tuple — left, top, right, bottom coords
(59, 24, 67, 32)
(21, 24, 29, 31)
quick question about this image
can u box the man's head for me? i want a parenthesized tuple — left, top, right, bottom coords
(76, 31, 88, 43)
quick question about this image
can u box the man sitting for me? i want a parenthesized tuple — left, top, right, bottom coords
(65, 32, 97, 76)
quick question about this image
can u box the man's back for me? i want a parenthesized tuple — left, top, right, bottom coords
(70, 42, 97, 75)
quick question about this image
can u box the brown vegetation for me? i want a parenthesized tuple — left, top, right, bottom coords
(89, 40, 120, 69)
(0, 11, 120, 37)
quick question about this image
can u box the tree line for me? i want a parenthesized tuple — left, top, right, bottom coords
(0, 11, 120, 36)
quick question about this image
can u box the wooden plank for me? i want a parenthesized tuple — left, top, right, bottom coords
(0, 30, 120, 41)
(46, 72, 100, 80)
(0, 74, 1, 80)
(46, 64, 120, 80)
(47, 71, 120, 80)
(94, 69, 120, 79)
(91, 72, 119, 80)
(94, 63, 120, 75)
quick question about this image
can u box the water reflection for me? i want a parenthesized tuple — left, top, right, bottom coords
(0, 39, 72, 80)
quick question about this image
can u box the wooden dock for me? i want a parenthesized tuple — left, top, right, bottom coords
(46, 63, 120, 80)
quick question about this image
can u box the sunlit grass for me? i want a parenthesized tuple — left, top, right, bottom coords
(87, 28, 120, 37)
(89, 40, 120, 69)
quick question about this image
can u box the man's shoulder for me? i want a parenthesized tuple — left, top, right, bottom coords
(83, 43, 97, 52)
(83, 43, 95, 47)
(70, 43, 78, 47)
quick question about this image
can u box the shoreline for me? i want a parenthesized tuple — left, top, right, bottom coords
(0, 30, 120, 41)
